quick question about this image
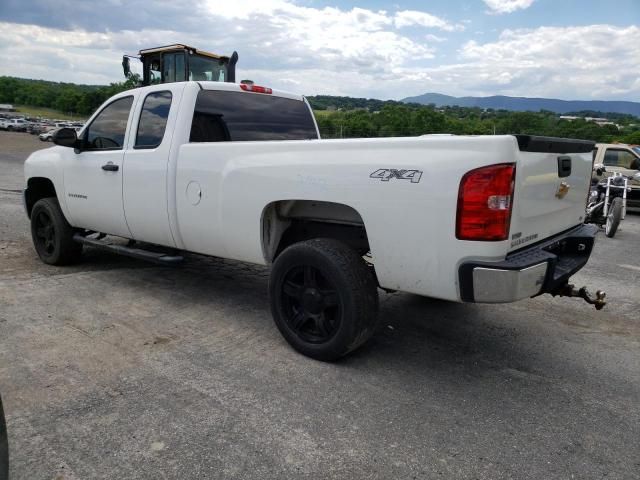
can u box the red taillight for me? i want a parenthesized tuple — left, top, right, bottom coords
(456, 163, 516, 241)
(240, 84, 272, 94)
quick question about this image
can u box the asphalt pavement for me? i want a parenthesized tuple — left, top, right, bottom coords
(0, 131, 639, 479)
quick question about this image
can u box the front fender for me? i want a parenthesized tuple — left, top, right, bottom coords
(24, 146, 72, 223)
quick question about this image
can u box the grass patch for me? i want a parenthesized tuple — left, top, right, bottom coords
(14, 105, 86, 121)
(313, 110, 337, 118)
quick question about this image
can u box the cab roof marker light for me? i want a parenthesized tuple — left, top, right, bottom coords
(240, 84, 272, 94)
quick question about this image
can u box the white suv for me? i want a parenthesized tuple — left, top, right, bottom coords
(0, 118, 28, 131)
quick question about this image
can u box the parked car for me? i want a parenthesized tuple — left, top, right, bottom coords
(39, 128, 60, 142)
(28, 122, 50, 135)
(0, 118, 28, 131)
(23, 81, 603, 360)
(592, 143, 640, 210)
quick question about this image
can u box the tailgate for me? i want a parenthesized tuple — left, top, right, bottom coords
(509, 135, 595, 252)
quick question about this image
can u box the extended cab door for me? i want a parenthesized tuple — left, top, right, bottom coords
(63, 95, 135, 237)
(121, 85, 184, 247)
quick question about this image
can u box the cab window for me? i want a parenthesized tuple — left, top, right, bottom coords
(135, 91, 172, 149)
(162, 53, 185, 83)
(146, 54, 162, 85)
(84, 96, 133, 150)
(603, 149, 638, 169)
(189, 90, 317, 142)
(189, 56, 225, 82)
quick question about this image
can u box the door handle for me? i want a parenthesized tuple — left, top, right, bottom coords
(101, 162, 119, 172)
(557, 155, 571, 178)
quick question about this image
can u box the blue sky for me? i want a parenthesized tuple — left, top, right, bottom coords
(0, 0, 638, 100)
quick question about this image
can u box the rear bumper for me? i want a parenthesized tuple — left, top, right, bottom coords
(459, 224, 597, 303)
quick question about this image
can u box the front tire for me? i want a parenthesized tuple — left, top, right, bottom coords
(269, 238, 379, 361)
(605, 197, 622, 238)
(30, 197, 82, 265)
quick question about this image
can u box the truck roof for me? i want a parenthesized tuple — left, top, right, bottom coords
(109, 81, 306, 105)
(595, 143, 634, 149)
(138, 44, 229, 61)
(198, 81, 305, 102)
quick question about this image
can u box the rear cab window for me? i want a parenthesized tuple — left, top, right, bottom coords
(190, 90, 317, 142)
(603, 148, 638, 169)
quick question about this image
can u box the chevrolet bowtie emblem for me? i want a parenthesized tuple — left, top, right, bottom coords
(556, 181, 570, 199)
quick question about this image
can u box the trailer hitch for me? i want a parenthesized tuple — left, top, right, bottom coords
(552, 284, 607, 310)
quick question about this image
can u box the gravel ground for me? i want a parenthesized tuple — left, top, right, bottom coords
(0, 130, 639, 479)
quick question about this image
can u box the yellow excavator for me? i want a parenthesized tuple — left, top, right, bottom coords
(123, 44, 238, 85)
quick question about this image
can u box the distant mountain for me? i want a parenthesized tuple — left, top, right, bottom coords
(401, 93, 640, 117)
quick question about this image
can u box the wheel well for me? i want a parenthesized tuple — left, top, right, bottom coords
(262, 200, 370, 262)
(25, 177, 57, 218)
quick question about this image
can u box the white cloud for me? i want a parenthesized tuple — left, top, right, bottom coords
(394, 10, 464, 31)
(455, 24, 640, 98)
(205, 0, 392, 32)
(483, 0, 536, 14)
(0, 10, 638, 104)
(262, 6, 433, 69)
(0, 2, 439, 85)
(424, 34, 447, 43)
(204, 0, 294, 20)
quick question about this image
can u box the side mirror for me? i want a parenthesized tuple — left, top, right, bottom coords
(593, 163, 606, 176)
(52, 127, 78, 148)
(122, 56, 131, 78)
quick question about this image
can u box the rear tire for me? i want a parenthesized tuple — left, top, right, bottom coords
(605, 197, 622, 238)
(269, 238, 379, 361)
(30, 197, 82, 265)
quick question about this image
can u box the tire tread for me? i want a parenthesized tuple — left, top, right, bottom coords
(270, 238, 378, 360)
(31, 197, 82, 265)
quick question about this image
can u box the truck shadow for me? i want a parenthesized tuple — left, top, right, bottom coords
(349, 293, 534, 374)
(66, 246, 594, 393)
(104, 249, 561, 379)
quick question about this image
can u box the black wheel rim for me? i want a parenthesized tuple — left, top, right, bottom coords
(34, 210, 56, 255)
(281, 265, 342, 344)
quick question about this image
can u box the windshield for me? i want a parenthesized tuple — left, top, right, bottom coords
(189, 55, 226, 82)
(633, 146, 640, 156)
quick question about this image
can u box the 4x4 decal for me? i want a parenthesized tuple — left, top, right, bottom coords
(370, 168, 423, 183)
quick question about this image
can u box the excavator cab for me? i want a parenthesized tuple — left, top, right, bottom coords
(123, 44, 238, 86)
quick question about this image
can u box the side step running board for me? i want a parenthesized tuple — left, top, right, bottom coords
(73, 234, 184, 265)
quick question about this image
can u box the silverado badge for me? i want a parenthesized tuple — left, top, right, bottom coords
(555, 181, 570, 199)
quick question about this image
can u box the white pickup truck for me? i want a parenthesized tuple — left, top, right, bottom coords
(23, 81, 603, 360)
